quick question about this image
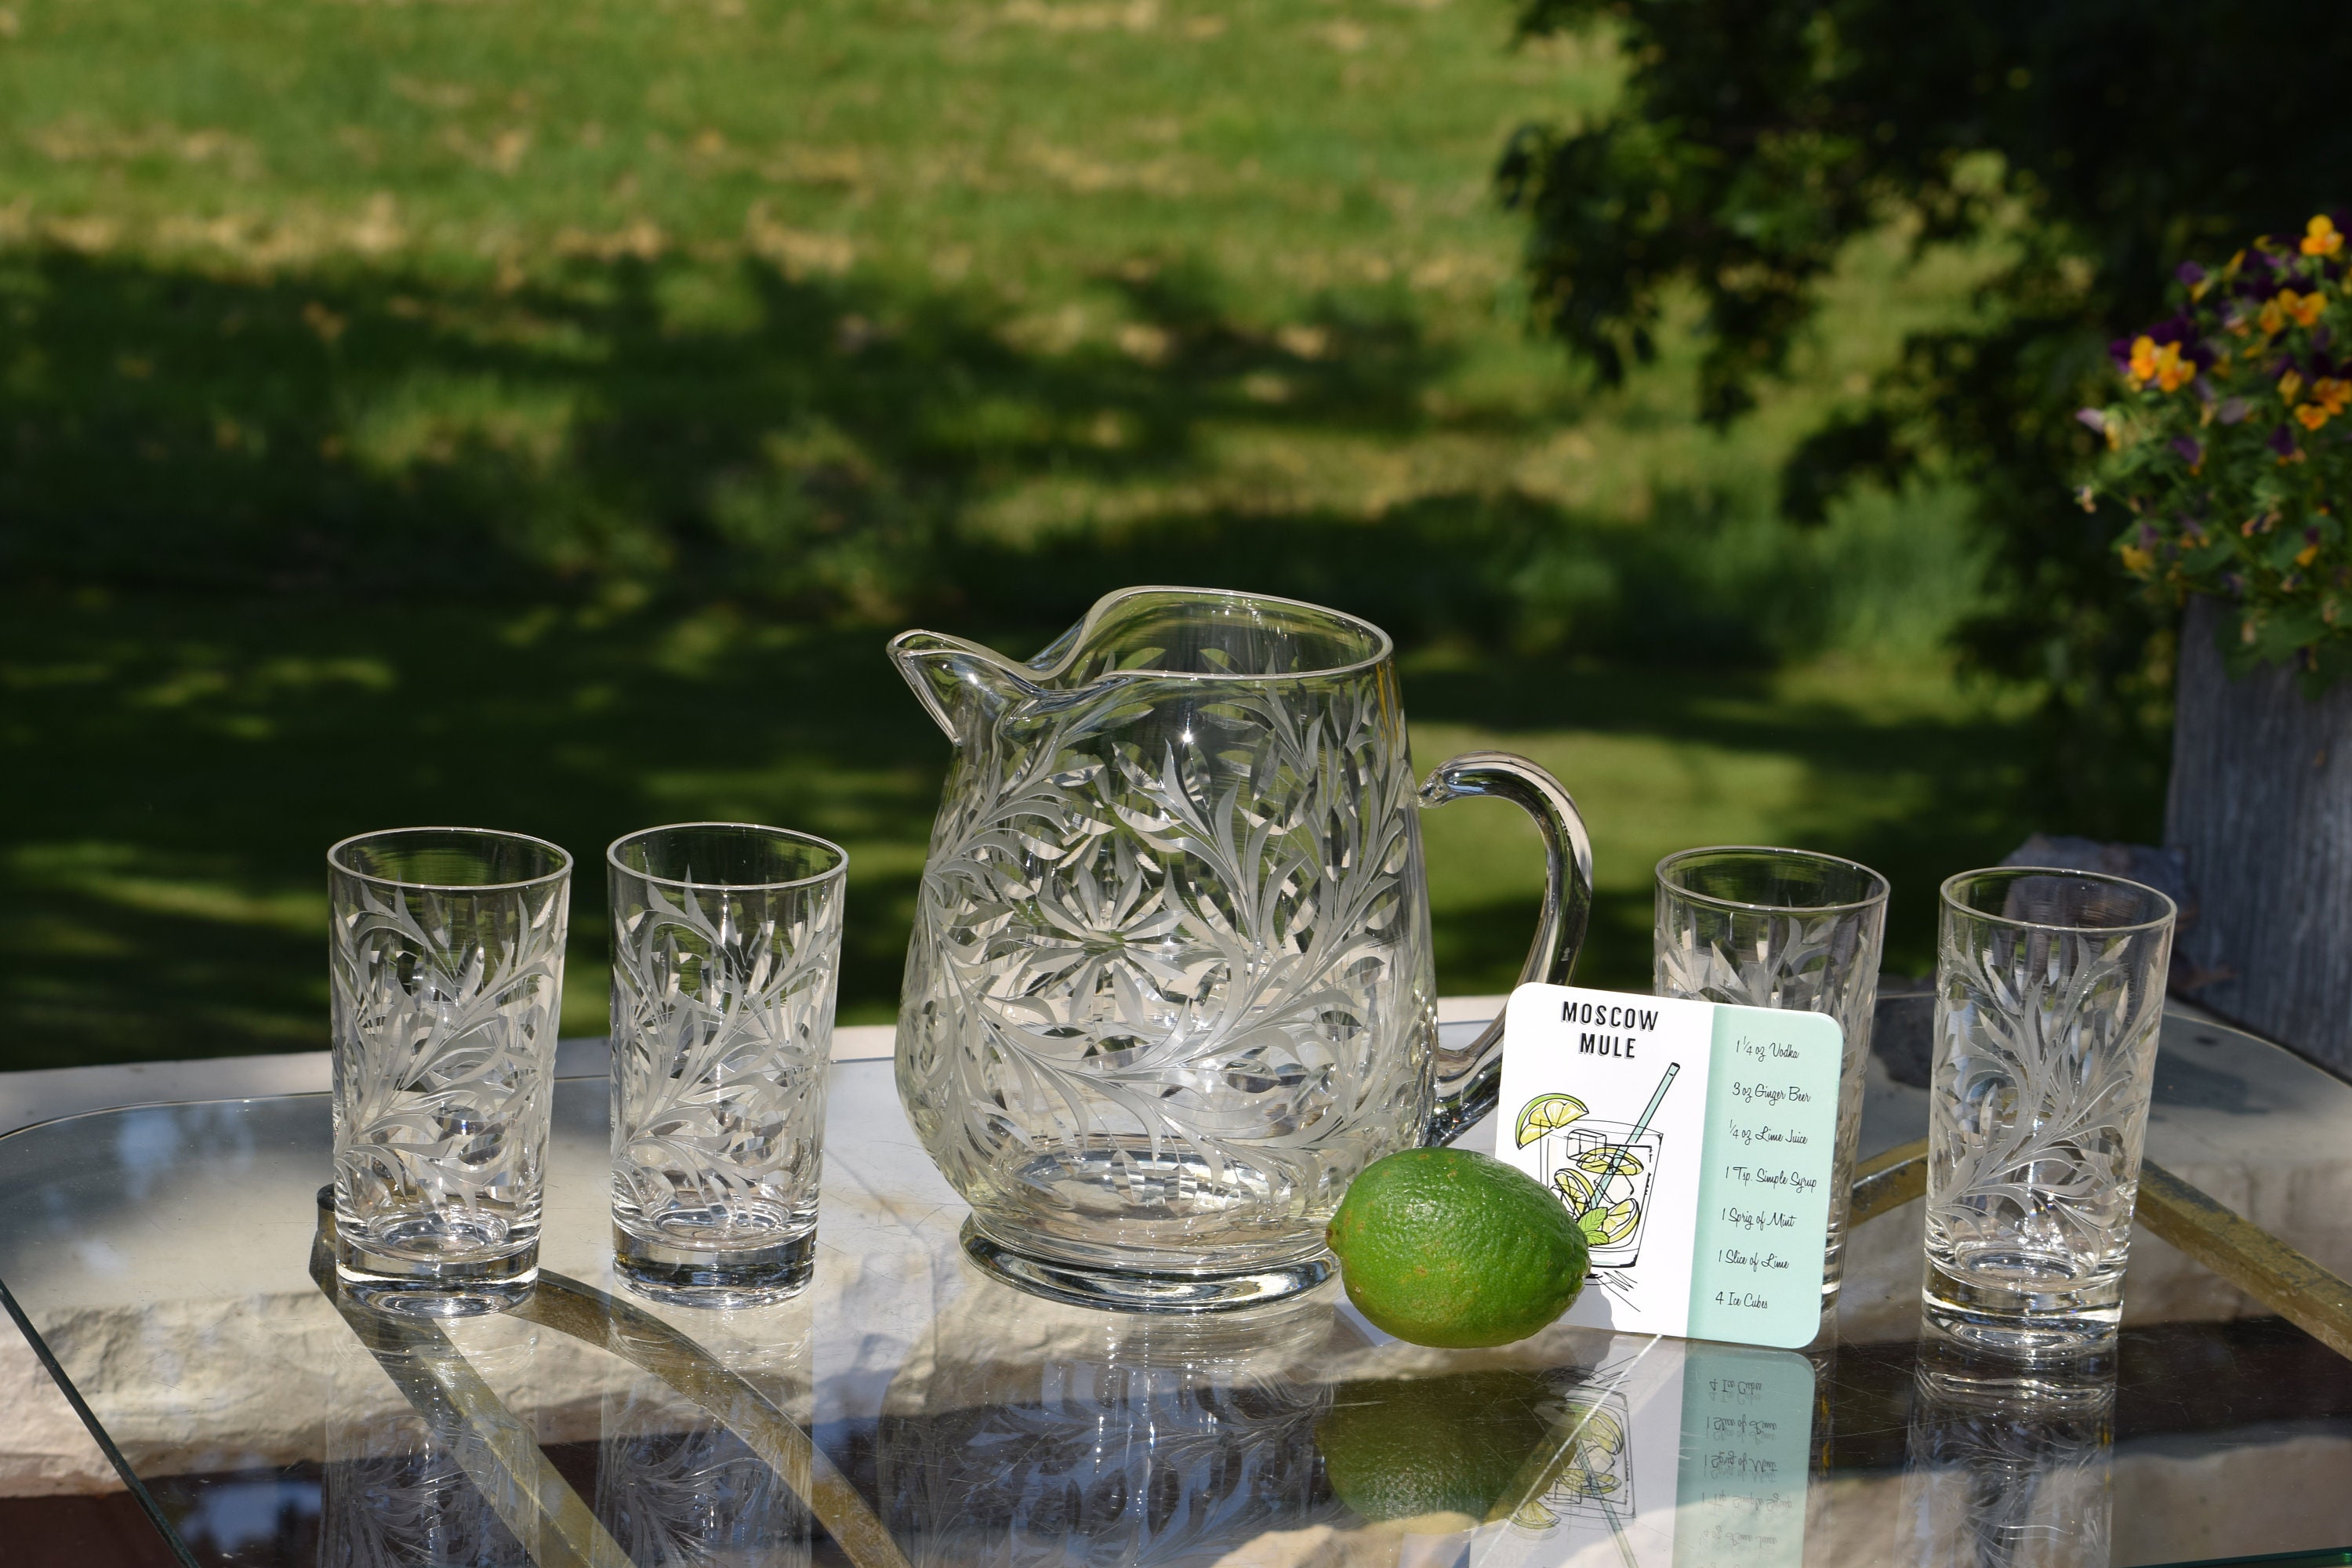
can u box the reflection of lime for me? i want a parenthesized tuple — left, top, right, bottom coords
(1328, 1149, 1589, 1348)
(1575, 1147, 1644, 1176)
(1515, 1094, 1588, 1147)
(1552, 1167, 1595, 1207)
(1316, 1370, 1555, 1523)
(1510, 1498, 1559, 1532)
(1580, 1198, 1639, 1247)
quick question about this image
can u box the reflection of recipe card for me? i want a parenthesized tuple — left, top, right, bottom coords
(1403, 1337, 1813, 1568)
(1494, 984, 1842, 1350)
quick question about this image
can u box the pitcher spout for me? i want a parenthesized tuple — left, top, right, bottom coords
(889, 630, 1041, 742)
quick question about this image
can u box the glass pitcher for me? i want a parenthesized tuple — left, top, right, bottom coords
(890, 586, 1592, 1310)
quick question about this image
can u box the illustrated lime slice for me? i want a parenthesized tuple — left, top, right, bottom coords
(1551, 1167, 1595, 1207)
(1515, 1094, 1588, 1148)
(1510, 1498, 1559, 1532)
(1579, 1198, 1639, 1247)
(1575, 1147, 1644, 1176)
(1567, 1406, 1624, 1455)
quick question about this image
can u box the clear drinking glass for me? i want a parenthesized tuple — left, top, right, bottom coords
(1653, 846, 1889, 1305)
(1924, 867, 2176, 1356)
(328, 827, 572, 1316)
(608, 823, 847, 1305)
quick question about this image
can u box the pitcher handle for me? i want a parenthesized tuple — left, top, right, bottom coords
(1415, 751, 1595, 1146)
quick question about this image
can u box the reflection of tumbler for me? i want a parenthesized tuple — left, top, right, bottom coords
(1898, 1337, 2114, 1568)
(593, 1298, 812, 1568)
(319, 1319, 537, 1568)
(1541, 1121, 1661, 1267)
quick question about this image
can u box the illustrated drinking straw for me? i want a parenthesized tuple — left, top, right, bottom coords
(1577, 1061, 1679, 1219)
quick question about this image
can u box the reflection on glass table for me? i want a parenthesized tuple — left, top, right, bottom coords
(2, 1012, 2350, 1567)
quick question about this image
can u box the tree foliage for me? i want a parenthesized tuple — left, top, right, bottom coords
(1497, 0, 2352, 828)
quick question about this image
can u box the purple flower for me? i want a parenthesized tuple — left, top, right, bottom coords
(2177, 260, 2209, 289)
(2108, 337, 2136, 374)
(2218, 396, 2250, 424)
(2077, 407, 2108, 433)
(2270, 424, 2299, 457)
(2171, 435, 2204, 466)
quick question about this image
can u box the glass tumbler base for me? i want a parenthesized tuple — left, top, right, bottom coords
(961, 1218, 1333, 1313)
(615, 1225, 815, 1307)
(1922, 1260, 2121, 1359)
(334, 1235, 538, 1319)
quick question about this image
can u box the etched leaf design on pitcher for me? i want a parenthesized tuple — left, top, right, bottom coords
(899, 662, 1433, 1263)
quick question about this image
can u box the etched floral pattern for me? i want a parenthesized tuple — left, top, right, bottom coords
(609, 862, 842, 1250)
(896, 648, 1436, 1273)
(1926, 912, 2170, 1296)
(330, 869, 568, 1261)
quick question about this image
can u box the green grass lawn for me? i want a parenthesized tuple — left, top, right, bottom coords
(0, 0, 2048, 1067)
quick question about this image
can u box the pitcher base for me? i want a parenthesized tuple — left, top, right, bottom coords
(960, 1218, 1333, 1313)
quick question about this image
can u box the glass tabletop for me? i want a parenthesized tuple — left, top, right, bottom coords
(2, 1012, 2349, 1568)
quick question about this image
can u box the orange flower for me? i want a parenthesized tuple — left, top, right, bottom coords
(2315, 376, 2352, 416)
(2126, 336, 2196, 390)
(2282, 289, 2328, 328)
(2259, 297, 2288, 336)
(2127, 339, 2195, 392)
(2296, 402, 2331, 430)
(2279, 368, 2305, 404)
(2303, 215, 2343, 258)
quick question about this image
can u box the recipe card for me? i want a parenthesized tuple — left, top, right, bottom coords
(1494, 984, 1843, 1349)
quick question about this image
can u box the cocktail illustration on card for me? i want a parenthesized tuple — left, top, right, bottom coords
(1514, 1064, 1681, 1274)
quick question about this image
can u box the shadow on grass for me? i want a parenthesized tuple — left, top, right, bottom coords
(0, 243, 2060, 1064)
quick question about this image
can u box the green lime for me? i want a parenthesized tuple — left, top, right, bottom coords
(1513, 1093, 1588, 1147)
(1326, 1147, 1591, 1348)
(1315, 1370, 1555, 1523)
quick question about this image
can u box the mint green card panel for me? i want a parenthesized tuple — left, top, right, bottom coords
(1684, 1005, 1843, 1348)
(1672, 1345, 1814, 1567)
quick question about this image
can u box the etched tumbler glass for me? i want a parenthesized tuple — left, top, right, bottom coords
(1654, 846, 1889, 1305)
(608, 823, 847, 1305)
(328, 827, 572, 1316)
(1925, 868, 2175, 1356)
